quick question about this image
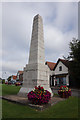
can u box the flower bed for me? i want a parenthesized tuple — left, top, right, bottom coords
(27, 86, 51, 105)
(58, 86, 71, 98)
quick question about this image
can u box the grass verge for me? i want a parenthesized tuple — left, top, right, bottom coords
(2, 84, 21, 96)
(2, 96, 79, 118)
(2, 84, 79, 118)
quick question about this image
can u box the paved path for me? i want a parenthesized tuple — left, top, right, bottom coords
(2, 95, 66, 110)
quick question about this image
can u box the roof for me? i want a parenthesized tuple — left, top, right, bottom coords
(12, 75, 17, 80)
(46, 61, 56, 70)
(60, 59, 70, 68)
(18, 71, 23, 75)
(53, 58, 70, 70)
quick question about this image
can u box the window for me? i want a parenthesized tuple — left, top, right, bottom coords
(57, 78, 59, 85)
(59, 66, 62, 71)
(63, 77, 66, 85)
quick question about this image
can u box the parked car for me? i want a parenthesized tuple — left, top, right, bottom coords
(15, 82, 21, 86)
(5, 81, 8, 85)
(19, 81, 23, 85)
(15, 81, 23, 86)
(8, 81, 16, 85)
(8, 81, 12, 85)
(11, 81, 16, 84)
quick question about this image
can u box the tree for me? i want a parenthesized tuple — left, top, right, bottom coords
(68, 38, 80, 88)
(69, 38, 80, 62)
(2, 79, 5, 84)
(7, 76, 12, 81)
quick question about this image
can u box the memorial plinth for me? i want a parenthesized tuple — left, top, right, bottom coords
(18, 14, 53, 97)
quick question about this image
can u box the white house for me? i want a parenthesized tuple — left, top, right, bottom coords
(46, 58, 70, 87)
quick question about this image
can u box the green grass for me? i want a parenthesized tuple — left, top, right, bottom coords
(0, 99, 2, 120)
(2, 84, 79, 118)
(53, 93, 59, 97)
(2, 97, 79, 118)
(2, 84, 21, 96)
(0, 84, 2, 120)
(0, 83, 2, 96)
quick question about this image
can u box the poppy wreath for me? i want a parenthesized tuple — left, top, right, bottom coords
(27, 85, 51, 105)
(58, 85, 71, 98)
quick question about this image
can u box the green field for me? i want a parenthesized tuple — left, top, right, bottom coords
(2, 84, 79, 119)
(0, 84, 2, 120)
(0, 84, 2, 96)
(2, 84, 21, 96)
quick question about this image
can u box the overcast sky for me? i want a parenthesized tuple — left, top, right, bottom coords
(1, 2, 78, 79)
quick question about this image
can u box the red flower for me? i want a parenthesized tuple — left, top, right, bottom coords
(35, 86, 38, 89)
(60, 86, 63, 89)
(27, 85, 51, 105)
(41, 87, 43, 90)
(58, 85, 71, 98)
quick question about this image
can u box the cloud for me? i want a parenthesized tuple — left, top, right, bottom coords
(44, 25, 76, 62)
(53, 2, 78, 32)
(44, 2, 78, 62)
(2, 2, 78, 78)
(1, 0, 79, 2)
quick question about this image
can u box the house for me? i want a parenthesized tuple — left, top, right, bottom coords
(45, 61, 56, 86)
(45, 61, 56, 71)
(53, 58, 70, 87)
(11, 75, 17, 82)
(46, 58, 70, 87)
(16, 71, 23, 82)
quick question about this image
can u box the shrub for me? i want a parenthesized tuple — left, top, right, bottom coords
(2, 79, 5, 84)
(27, 86, 51, 105)
(58, 85, 71, 98)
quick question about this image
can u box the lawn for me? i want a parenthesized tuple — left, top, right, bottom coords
(2, 84, 79, 119)
(0, 84, 2, 120)
(2, 84, 21, 96)
(0, 84, 2, 96)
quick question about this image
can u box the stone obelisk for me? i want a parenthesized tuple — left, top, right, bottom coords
(18, 14, 53, 96)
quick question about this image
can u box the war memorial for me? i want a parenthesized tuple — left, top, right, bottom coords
(18, 14, 53, 96)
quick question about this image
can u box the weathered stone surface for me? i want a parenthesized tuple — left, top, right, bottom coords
(29, 14, 45, 65)
(18, 14, 53, 97)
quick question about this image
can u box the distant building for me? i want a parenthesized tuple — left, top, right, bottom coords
(17, 71, 23, 82)
(45, 61, 56, 71)
(11, 75, 17, 82)
(46, 58, 70, 87)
